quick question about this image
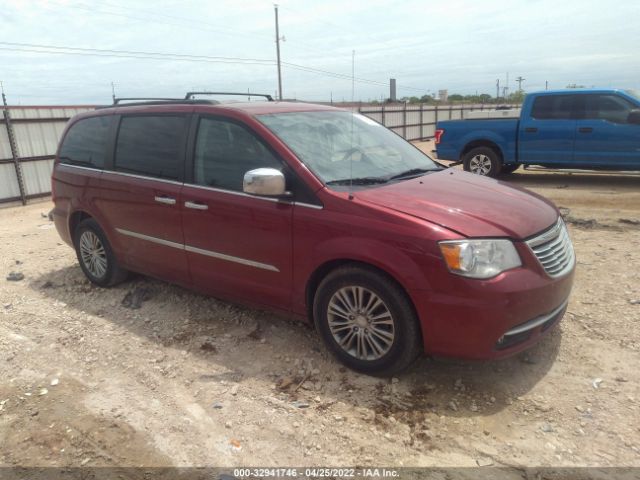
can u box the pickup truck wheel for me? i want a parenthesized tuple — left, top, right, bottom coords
(313, 265, 422, 377)
(463, 147, 502, 177)
(74, 218, 128, 287)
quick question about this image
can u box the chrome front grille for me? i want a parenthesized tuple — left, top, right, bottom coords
(526, 218, 575, 277)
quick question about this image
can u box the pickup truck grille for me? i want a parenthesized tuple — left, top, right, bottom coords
(526, 218, 575, 277)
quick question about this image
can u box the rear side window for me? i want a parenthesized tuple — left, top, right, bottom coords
(584, 95, 634, 123)
(531, 95, 576, 120)
(115, 116, 187, 180)
(194, 117, 281, 191)
(59, 116, 111, 168)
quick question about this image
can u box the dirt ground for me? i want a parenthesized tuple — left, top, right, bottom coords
(1, 148, 639, 473)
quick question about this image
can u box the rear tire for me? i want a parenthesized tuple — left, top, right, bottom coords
(313, 265, 422, 376)
(74, 218, 128, 287)
(463, 146, 502, 177)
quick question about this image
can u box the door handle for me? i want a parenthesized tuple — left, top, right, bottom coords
(185, 201, 208, 211)
(578, 127, 593, 133)
(524, 127, 538, 133)
(154, 196, 176, 205)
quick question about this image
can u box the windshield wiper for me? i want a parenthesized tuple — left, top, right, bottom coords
(326, 177, 388, 186)
(387, 168, 439, 181)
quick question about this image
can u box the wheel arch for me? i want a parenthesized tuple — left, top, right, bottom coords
(460, 139, 504, 162)
(305, 258, 421, 330)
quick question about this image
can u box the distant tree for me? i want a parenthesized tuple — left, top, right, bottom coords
(479, 93, 492, 103)
(448, 94, 464, 102)
(566, 84, 586, 89)
(507, 91, 526, 103)
(419, 95, 433, 103)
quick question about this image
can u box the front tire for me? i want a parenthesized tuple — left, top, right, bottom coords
(74, 218, 127, 287)
(463, 146, 502, 177)
(313, 265, 422, 376)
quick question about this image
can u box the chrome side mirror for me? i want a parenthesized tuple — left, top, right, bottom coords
(243, 168, 288, 197)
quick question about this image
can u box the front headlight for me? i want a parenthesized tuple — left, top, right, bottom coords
(439, 239, 521, 279)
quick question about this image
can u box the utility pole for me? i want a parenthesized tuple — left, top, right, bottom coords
(515, 76, 525, 92)
(274, 4, 283, 101)
(545, 80, 548, 90)
(111, 82, 116, 103)
(496, 79, 500, 101)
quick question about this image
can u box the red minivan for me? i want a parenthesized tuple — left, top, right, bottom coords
(51, 94, 575, 375)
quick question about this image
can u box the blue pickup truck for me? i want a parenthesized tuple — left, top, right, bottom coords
(434, 89, 640, 177)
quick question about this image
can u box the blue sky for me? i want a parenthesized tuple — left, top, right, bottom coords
(1, 0, 639, 104)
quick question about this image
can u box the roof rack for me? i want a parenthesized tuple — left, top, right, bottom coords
(103, 97, 220, 109)
(185, 91, 274, 101)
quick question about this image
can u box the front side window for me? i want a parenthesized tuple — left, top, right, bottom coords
(257, 111, 440, 185)
(584, 95, 634, 123)
(115, 116, 187, 180)
(531, 95, 576, 120)
(194, 117, 281, 191)
(59, 116, 111, 168)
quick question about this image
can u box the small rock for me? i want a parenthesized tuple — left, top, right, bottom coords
(121, 286, 154, 309)
(391, 377, 399, 384)
(476, 457, 494, 467)
(211, 402, 223, 409)
(50, 379, 59, 386)
(81, 458, 91, 466)
(291, 401, 310, 409)
(6, 272, 24, 282)
(592, 378, 603, 389)
(230, 384, 239, 396)
(615, 376, 629, 383)
(575, 405, 584, 413)
(38, 388, 48, 396)
(200, 341, 218, 353)
(225, 421, 232, 429)
(541, 423, 555, 433)
(630, 299, 640, 305)
(448, 401, 458, 412)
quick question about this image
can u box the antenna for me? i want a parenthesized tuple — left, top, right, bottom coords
(111, 82, 116, 103)
(349, 50, 355, 200)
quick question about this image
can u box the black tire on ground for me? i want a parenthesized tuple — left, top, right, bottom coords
(73, 218, 128, 287)
(462, 146, 502, 177)
(500, 164, 520, 174)
(313, 264, 422, 377)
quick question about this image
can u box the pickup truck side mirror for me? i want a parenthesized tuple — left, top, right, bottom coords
(627, 109, 640, 125)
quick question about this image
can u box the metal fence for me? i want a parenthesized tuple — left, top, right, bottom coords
(356, 103, 520, 142)
(0, 105, 95, 204)
(1, 102, 519, 205)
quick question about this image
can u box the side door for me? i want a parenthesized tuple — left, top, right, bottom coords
(181, 115, 293, 310)
(573, 94, 640, 168)
(97, 114, 190, 284)
(518, 94, 578, 166)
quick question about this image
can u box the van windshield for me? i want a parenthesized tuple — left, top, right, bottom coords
(257, 111, 440, 186)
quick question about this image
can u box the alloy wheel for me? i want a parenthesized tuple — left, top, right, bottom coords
(327, 286, 395, 360)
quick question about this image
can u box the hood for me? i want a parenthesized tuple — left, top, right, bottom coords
(355, 169, 558, 239)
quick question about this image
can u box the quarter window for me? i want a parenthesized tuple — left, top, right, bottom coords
(531, 95, 576, 120)
(115, 116, 187, 180)
(194, 117, 281, 191)
(59, 116, 111, 168)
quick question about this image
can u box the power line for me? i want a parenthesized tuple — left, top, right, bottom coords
(0, 41, 427, 94)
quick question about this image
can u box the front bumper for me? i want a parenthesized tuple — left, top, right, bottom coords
(410, 258, 574, 360)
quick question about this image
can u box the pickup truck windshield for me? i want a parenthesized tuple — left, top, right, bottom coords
(625, 90, 640, 102)
(257, 111, 439, 185)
